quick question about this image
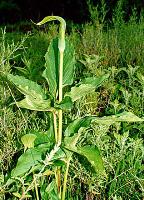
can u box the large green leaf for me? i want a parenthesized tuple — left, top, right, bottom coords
(16, 96, 52, 111)
(7, 74, 46, 100)
(65, 74, 109, 102)
(64, 112, 143, 139)
(76, 145, 105, 175)
(62, 39, 75, 87)
(43, 38, 59, 98)
(94, 111, 144, 123)
(11, 143, 51, 177)
(11, 148, 42, 177)
(43, 38, 75, 97)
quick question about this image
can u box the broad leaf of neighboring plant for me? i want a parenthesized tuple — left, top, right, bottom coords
(65, 74, 109, 102)
(43, 38, 75, 98)
(21, 134, 37, 150)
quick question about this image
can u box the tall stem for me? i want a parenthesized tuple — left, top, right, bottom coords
(58, 51, 64, 145)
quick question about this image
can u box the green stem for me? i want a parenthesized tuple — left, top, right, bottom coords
(58, 51, 64, 145)
(62, 157, 71, 200)
(53, 112, 58, 143)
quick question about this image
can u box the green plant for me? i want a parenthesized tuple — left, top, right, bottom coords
(5, 16, 144, 200)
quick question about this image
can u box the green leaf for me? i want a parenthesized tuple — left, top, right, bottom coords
(11, 143, 51, 177)
(16, 96, 52, 111)
(43, 38, 59, 97)
(55, 96, 73, 110)
(94, 111, 144, 123)
(33, 131, 54, 146)
(63, 39, 75, 87)
(7, 74, 46, 100)
(81, 74, 109, 88)
(65, 75, 109, 102)
(76, 145, 105, 175)
(64, 116, 94, 137)
(43, 38, 75, 97)
(65, 84, 96, 102)
(21, 134, 37, 149)
(11, 148, 42, 177)
(13, 192, 21, 198)
(64, 127, 85, 150)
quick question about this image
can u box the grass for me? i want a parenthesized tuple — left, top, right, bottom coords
(0, 2, 144, 199)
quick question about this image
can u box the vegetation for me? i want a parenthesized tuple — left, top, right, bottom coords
(0, 1, 144, 199)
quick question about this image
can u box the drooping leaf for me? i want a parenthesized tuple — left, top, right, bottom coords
(55, 96, 73, 110)
(76, 145, 105, 175)
(80, 74, 109, 88)
(16, 96, 52, 111)
(65, 74, 109, 102)
(43, 38, 75, 97)
(7, 74, 46, 100)
(65, 84, 96, 102)
(21, 134, 37, 149)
